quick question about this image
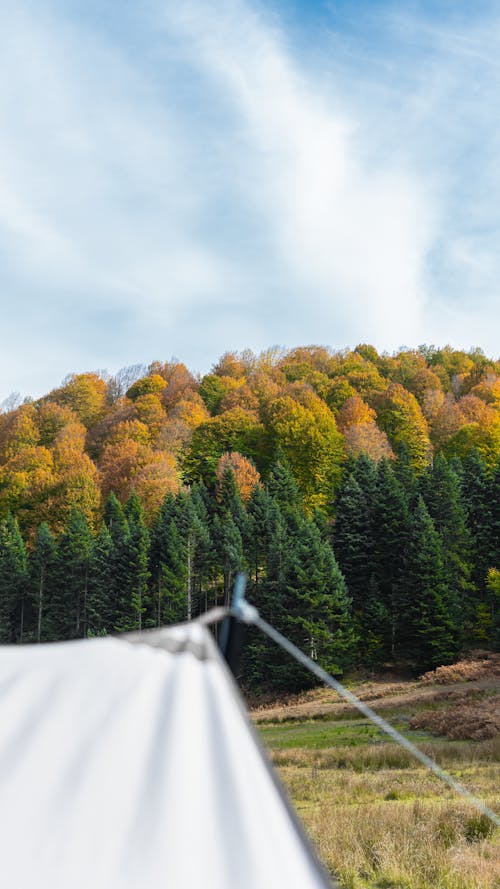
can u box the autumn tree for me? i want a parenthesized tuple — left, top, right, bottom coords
(185, 408, 269, 486)
(51, 373, 107, 427)
(265, 393, 344, 512)
(217, 452, 261, 502)
(374, 383, 432, 472)
(126, 374, 166, 401)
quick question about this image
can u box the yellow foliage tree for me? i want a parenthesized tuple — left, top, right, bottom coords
(52, 373, 107, 427)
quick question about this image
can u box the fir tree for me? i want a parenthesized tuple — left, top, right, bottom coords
(461, 451, 491, 590)
(404, 497, 461, 670)
(246, 483, 273, 589)
(119, 493, 150, 632)
(332, 472, 374, 615)
(103, 493, 130, 628)
(29, 522, 56, 642)
(212, 513, 243, 607)
(149, 492, 178, 626)
(158, 520, 189, 624)
(87, 524, 114, 635)
(52, 508, 93, 639)
(267, 453, 302, 518)
(289, 518, 356, 677)
(0, 514, 28, 643)
(420, 455, 472, 641)
(372, 459, 411, 659)
(177, 489, 212, 618)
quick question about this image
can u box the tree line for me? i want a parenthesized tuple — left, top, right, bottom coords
(0, 450, 498, 689)
(1, 344, 499, 542)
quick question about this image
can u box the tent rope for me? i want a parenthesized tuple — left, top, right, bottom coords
(206, 593, 500, 829)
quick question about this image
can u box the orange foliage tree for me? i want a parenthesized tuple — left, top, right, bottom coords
(217, 452, 261, 501)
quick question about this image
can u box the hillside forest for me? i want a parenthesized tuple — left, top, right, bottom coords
(0, 344, 499, 688)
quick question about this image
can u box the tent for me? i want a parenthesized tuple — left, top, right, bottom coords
(0, 622, 335, 888)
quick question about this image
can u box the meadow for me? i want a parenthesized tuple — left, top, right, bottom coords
(254, 660, 500, 889)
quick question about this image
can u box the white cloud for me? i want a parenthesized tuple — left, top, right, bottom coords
(0, 0, 498, 401)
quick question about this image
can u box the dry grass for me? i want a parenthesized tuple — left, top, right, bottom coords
(269, 736, 500, 771)
(420, 653, 500, 685)
(254, 658, 500, 889)
(307, 801, 500, 889)
(410, 695, 500, 741)
(252, 667, 500, 726)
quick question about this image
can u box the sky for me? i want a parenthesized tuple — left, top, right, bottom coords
(0, 0, 499, 401)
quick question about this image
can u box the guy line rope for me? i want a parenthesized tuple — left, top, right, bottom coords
(200, 576, 500, 830)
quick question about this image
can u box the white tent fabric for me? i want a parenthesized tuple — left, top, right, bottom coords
(0, 623, 334, 889)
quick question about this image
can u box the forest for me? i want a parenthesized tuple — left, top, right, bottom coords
(0, 344, 499, 687)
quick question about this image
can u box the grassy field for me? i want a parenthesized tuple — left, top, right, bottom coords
(253, 659, 500, 889)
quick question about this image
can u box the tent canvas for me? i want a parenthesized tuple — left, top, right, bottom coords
(0, 622, 335, 888)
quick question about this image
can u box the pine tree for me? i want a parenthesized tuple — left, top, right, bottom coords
(332, 472, 374, 615)
(461, 451, 491, 590)
(103, 493, 130, 629)
(404, 497, 461, 670)
(242, 499, 290, 689)
(486, 458, 500, 573)
(289, 518, 356, 677)
(52, 508, 93, 639)
(372, 459, 411, 659)
(267, 453, 303, 518)
(119, 493, 150, 632)
(87, 524, 114, 635)
(419, 455, 472, 641)
(0, 514, 28, 643)
(177, 489, 212, 618)
(246, 483, 273, 589)
(212, 513, 243, 607)
(29, 522, 56, 642)
(149, 492, 179, 626)
(158, 520, 189, 624)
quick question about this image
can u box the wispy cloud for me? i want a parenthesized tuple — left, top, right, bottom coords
(0, 0, 498, 400)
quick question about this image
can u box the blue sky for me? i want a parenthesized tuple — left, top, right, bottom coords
(0, 0, 499, 401)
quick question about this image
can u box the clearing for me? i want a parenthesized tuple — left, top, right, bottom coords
(252, 654, 500, 889)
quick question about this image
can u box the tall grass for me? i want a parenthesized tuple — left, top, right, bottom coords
(256, 674, 500, 889)
(307, 801, 500, 889)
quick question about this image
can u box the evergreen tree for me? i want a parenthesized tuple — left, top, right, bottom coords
(212, 513, 243, 607)
(119, 493, 150, 632)
(372, 459, 411, 659)
(158, 520, 189, 624)
(404, 497, 461, 670)
(461, 451, 491, 590)
(242, 499, 290, 689)
(149, 493, 179, 626)
(332, 472, 374, 615)
(246, 483, 273, 589)
(29, 522, 56, 642)
(103, 493, 130, 629)
(0, 513, 28, 643)
(87, 524, 114, 635)
(393, 449, 419, 506)
(52, 508, 93, 639)
(177, 489, 212, 618)
(217, 466, 247, 533)
(267, 453, 302, 518)
(486, 458, 500, 572)
(419, 455, 472, 641)
(288, 518, 356, 677)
